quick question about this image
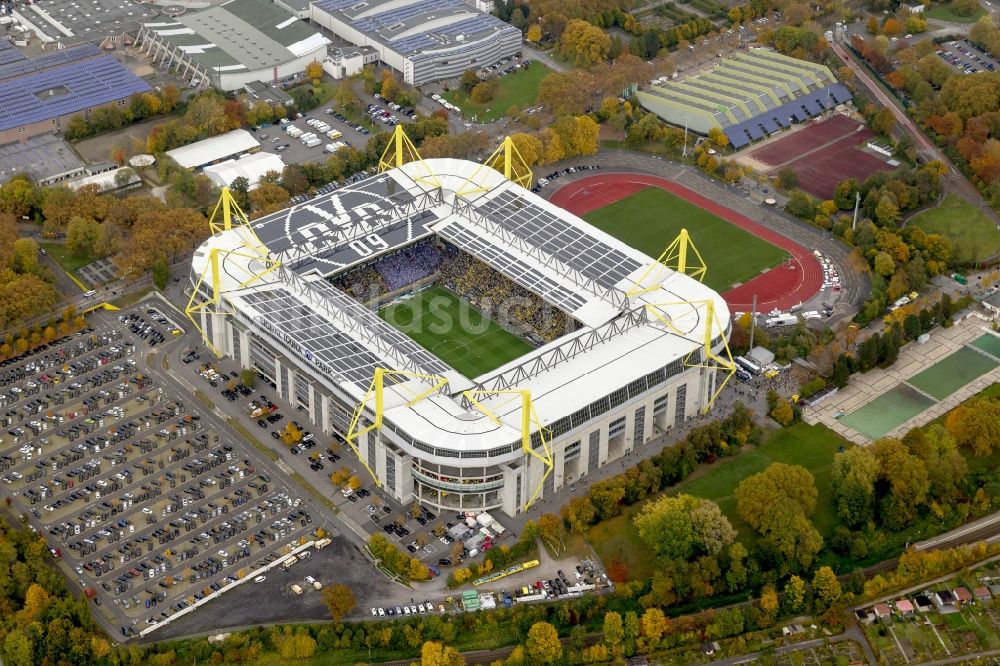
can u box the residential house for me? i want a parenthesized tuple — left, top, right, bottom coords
(873, 603, 892, 621)
(895, 599, 915, 616)
(953, 587, 973, 605)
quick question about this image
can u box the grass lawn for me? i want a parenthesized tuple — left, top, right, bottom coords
(443, 62, 552, 122)
(909, 194, 1000, 263)
(583, 187, 789, 292)
(588, 422, 848, 581)
(924, 3, 985, 22)
(380, 285, 533, 378)
(39, 242, 93, 279)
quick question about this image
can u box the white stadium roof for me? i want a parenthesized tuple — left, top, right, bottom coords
(191, 158, 730, 455)
(203, 152, 287, 189)
(165, 129, 259, 169)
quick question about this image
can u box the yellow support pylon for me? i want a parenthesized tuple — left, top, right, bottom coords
(643, 298, 735, 413)
(461, 389, 553, 511)
(626, 228, 708, 298)
(185, 188, 282, 357)
(378, 125, 440, 189)
(456, 136, 532, 197)
(345, 369, 450, 486)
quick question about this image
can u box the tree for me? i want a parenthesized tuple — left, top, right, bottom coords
(333, 79, 359, 111)
(562, 494, 597, 532)
(527, 24, 542, 42)
(11, 238, 39, 274)
(783, 575, 806, 614)
(278, 630, 317, 659)
(305, 60, 324, 83)
(589, 477, 626, 519)
(380, 70, 401, 102)
(66, 216, 99, 258)
(832, 446, 879, 527)
(510, 132, 543, 166)
(770, 400, 794, 426)
(471, 82, 496, 103)
(946, 396, 1000, 457)
(758, 584, 779, 626)
(811, 566, 842, 611)
(872, 438, 930, 529)
(322, 583, 356, 622)
(634, 494, 734, 559)
(421, 641, 465, 666)
(240, 367, 257, 388)
(460, 69, 480, 93)
(603, 611, 624, 654)
(525, 622, 562, 663)
(538, 513, 566, 554)
(736, 463, 817, 530)
(152, 258, 170, 290)
(952, 0, 980, 16)
(777, 167, 798, 190)
(557, 19, 611, 67)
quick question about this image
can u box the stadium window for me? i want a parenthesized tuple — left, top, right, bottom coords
(564, 441, 581, 460)
(588, 396, 610, 418)
(18, 126, 26, 133)
(653, 394, 668, 416)
(608, 417, 626, 438)
(609, 387, 628, 409)
(627, 377, 647, 399)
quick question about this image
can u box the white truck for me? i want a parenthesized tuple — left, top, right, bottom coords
(285, 125, 303, 138)
(765, 314, 799, 328)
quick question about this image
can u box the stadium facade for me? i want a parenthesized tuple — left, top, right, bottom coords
(188, 156, 731, 516)
(309, 0, 522, 85)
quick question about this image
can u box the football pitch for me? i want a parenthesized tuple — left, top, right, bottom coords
(583, 187, 789, 292)
(380, 286, 533, 378)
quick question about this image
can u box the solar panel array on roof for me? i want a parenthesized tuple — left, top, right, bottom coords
(243, 288, 392, 385)
(0, 38, 26, 67)
(474, 189, 642, 288)
(0, 44, 101, 83)
(437, 222, 588, 313)
(0, 52, 150, 131)
(723, 83, 852, 150)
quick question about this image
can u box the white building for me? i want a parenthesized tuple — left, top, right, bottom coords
(165, 130, 260, 170)
(189, 158, 730, 516)
(203, 152, 287, 189)
(137, 0, 330, 91)
(309, 0, 522, 85)
(322, 45, 379, 80)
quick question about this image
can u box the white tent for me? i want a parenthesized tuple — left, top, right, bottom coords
(203, 152, 287, 189)
(165, 130, 259, 169)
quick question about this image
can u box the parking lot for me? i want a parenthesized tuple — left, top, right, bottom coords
(0, 306, 341, 640)
(938, 39, 1000, 74)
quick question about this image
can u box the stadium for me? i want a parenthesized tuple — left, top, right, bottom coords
(187, 133, 733, 515)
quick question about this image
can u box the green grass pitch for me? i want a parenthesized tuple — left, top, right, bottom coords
(379, 286, 533, 378)
(582, 187, 789, 292)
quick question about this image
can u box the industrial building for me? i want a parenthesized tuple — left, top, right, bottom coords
(187, 142, 733, 516)
(165, 129, 260, 170)
(136, 0, 329, 91)
(309, 0, 521, 85)
(636, 49, 852, 149)
(0, 38, 150, 143)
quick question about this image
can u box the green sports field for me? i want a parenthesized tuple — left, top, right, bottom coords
(583, 187, 789, 292)
(380, 286, 532, 378)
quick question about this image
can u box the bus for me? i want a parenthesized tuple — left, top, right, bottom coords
(735, 356, 762, 376)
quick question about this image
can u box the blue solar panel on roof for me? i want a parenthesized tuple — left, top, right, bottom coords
(0, 54, 150, 131)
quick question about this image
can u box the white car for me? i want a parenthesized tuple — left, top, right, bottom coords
(254, 575, 266, 583)
(378, 607, 385, 616)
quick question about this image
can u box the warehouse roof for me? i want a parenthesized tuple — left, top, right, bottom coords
(0, 45, 150, 132)
(313, 0, 518, 59)
(165, 129, 259, 169)
(141, 0, 329, 73)
(203, 151, 287, 188)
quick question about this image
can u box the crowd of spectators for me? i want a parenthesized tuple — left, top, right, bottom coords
(439, 251, 580, 343)
(376, 242, 443, 290)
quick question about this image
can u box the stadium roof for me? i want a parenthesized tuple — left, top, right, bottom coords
(636, 49, 850, 148)
(165, 129, 260, 169)
(312, 0, 517, 60)
(191, 158, 730, 453)
(203, 152, 287, 188)
(141, 0, 329, 74)
(0, 43, 150, 132)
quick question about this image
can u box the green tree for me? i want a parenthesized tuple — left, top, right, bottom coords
(603, 611, 624, 654)
(777, 167, 798, 190)
(811, 565, 842, 611)
(3, 630, 32, 666)
(783, 575, 806, 614)
(240, 367, 257, 388)
(736, 463, 818, 531)
(11, 238, 39, 274)
(634, 494, 735, 559)
(832, 446, 879, 527)
(525, 622, 562, 663)
(152, 258, 170, 290)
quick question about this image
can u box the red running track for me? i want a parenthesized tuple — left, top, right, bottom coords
(548, 173, 824, 313)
